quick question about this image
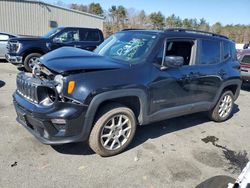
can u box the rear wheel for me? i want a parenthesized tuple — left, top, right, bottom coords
(208, 91, 234, 122)
(24, 53, 42, 72)
(89, 103, 137, 157)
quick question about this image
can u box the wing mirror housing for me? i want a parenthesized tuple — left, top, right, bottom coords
(53, 38, 62, 43)
(162, 56, 184, 68)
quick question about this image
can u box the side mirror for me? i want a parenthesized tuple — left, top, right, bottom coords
(53, 37, 62, 43)
(163, 56, 184, 68)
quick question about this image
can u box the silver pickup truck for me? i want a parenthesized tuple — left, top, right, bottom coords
(0, 32, 17, 60)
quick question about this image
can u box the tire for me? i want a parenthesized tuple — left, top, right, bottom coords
(24, 53, 42, 72)
(208, 90, 234, 122)
(89, 103, 137, 157)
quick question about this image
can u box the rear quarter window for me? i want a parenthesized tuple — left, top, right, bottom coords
(199, 39, 221, 65)
(80, 30, 100, 42)
(223, 41, 237, 61)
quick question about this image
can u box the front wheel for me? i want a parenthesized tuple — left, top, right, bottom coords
(89, 104, 137, 157)
(208, 91, 234, 122)
(24, 53, 42, 72)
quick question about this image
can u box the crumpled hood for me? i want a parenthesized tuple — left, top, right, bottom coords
(40, 47, 128, 73)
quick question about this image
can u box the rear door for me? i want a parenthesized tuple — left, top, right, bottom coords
(79, 29, 102, 51)
(188, 39, 223, 103)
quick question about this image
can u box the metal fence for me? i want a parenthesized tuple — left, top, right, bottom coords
(0, 0, 104, 36)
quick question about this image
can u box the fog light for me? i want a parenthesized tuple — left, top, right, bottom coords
(51, 119, 66, 124)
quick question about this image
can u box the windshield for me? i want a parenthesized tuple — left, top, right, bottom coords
(43, 28, 62, 38)
(94, 32, 158, 63)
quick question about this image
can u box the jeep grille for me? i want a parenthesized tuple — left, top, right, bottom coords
(16, 74, 39, 103)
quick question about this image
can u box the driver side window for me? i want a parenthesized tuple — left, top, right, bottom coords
(55, 29, 79, 43)
(155, 39, 195, 66)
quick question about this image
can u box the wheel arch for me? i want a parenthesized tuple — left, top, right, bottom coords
(22, 48, 45, 61)
(211, 79, 242, 109)
(79, 89, 149, 141)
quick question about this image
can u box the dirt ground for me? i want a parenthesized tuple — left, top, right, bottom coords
(0, 63, 249, 188)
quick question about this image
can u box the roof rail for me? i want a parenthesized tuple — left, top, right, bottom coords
(165, 28, 228, 39)
(121, 28, 145, 31)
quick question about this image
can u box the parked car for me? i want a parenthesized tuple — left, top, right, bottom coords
(0, 32, 18, 60)
(13, 28, 242, 156)
(238, 49, 250, 82)
(6, 27, 104, 71)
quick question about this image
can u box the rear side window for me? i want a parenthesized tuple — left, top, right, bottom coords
(199, 39, 220, 65)
(230, 43, 237, 61)
(223, 42, 231, 60)
(223, 41, 237, 61)
(242, 55, 250, 64)
(80, 29, 100, 42)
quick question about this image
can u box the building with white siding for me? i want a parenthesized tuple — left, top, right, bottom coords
(0, 0, 104, 37)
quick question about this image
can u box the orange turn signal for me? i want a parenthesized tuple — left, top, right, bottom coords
(67, 81, 75, 94)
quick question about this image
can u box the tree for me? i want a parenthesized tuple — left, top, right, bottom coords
(138, 10, 146, 27)
(149, 11, 165, 29)
(108, 5, 127, 31)
(198, 18, 209, 31)
(70, 3, 88, 12)
(182, 18, 192, 29)
(166, 14, 182, 28)
(89, 3, 103, 16)
(211, 22, 222, 34)
(109, 6, 117, 23)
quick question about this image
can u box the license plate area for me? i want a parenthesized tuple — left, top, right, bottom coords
(16, 108, 27, 125)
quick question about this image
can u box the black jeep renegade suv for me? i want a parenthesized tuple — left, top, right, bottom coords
(13, 28, 242, 156)
(6, 27, 104, 72)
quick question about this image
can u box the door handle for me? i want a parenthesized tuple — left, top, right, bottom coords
(84, 46, 92, 50)
(74, 45, 82, 48)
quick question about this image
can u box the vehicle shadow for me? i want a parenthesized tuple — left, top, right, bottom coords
(52, 141, 95, 155)
(0, 80, 6, 88)
(17, 67, 28, 72)
(0, 59, 7, 63)
(129, 104, 239, 151)
(195, 175, 236, 188)
(241, 82, 250, 91)
(52, 104, 239, 156)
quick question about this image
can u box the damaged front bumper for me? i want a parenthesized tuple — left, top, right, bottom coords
(13, 72, 89, 144)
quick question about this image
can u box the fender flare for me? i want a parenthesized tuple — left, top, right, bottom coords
(211, 78, 242, 109)
(79, 89, 149, 141)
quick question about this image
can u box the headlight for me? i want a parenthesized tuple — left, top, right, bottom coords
(10, 41, 22, 53)
(16, 42, 21, 52)
(54, 75, 64, 94)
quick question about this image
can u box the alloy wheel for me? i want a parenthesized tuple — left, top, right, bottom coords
(218, 94, 233, 118)
(100, 114, 132, 151)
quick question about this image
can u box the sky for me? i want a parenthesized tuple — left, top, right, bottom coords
(45, 0, 250, 25)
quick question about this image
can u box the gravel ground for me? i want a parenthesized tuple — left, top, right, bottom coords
(0, 62, 250, 188)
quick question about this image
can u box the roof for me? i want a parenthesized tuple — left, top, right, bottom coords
(121, 28, 231, 41)
(16, 0, 104, 20)
(57, 26, 101, 30)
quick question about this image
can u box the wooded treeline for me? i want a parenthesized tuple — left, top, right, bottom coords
(57, 2, 250, 43)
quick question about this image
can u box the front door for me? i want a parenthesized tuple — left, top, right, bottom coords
(50, 28, 80, 51)
(149, 38, 199, 114)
